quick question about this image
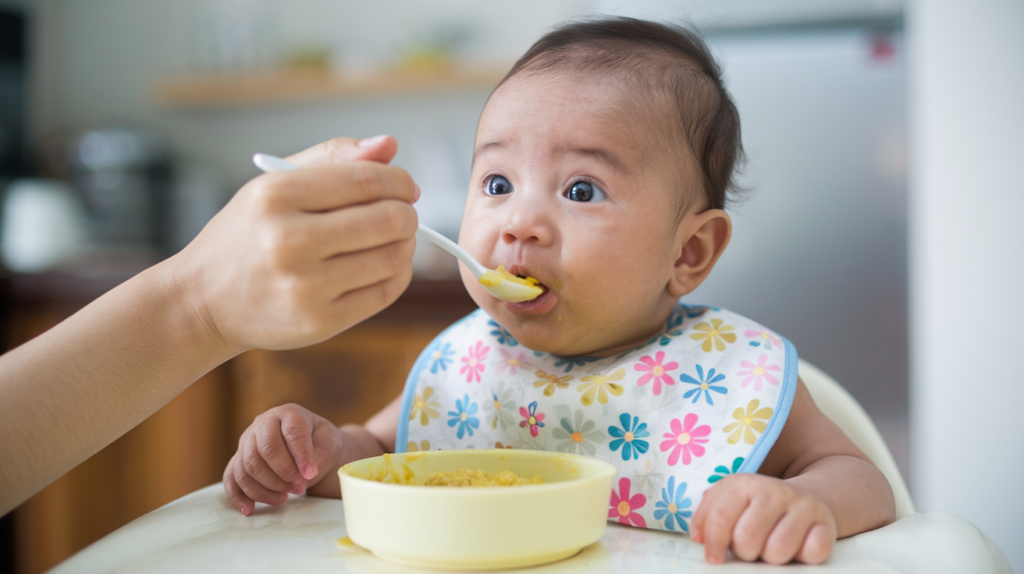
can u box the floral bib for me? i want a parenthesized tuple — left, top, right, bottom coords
(396, 303, 797, 534)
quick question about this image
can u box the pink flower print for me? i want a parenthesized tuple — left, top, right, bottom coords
(737, 353, 781, 391)
(496, 348, 532, 376)
(633, 351, 679, 396)
(660, 413, 711, 466)
(744, 326, 782, 351)
(519, 401, 546, 437)
(609, 477, 647, 528)
(460, 340, 489, 383)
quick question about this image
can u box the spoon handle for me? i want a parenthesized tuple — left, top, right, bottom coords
(253, 153, 298, 172)
(415, 224, 486, 278)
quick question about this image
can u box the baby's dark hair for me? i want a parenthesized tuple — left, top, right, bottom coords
(497, 17, 744, 211)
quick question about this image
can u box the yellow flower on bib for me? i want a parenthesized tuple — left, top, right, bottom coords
(690, 318, 737, 352)
(723, 399, 773, 445)
(533, 370, 575, 397)
(577, 368, 626, 405)
(410, 386, 441, 426)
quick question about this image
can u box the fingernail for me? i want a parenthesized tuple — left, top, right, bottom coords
(413, 183, 421, 203)
(241, 506, 251, 517)
(358, 134, 389, 148)
(290, 484, 306, 496)
(302, 463, 317, 480)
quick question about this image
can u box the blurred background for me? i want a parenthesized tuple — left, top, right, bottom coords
(0, 0, 1020, 573)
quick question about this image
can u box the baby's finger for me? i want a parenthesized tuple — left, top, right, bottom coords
(696, 490, 750, 564)
(730, 495, 788, 562)
(795, 523, 835, 565)
(232, 462, 289, 507)
(242, 431, 300, 493)
(252, 417, 306, 485)
(761, 510, 814, 565)
(286, 135, 398, 167)
(279, 409, 319, 480)
(223, 456, 256, 516)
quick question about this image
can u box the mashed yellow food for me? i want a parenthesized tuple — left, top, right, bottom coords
(477, 265, 540, 289)
(367, 454, 541, 486)
(423, 468, 543, 487)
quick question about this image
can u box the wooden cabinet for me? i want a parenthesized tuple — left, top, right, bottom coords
(2, 274, 475, 574)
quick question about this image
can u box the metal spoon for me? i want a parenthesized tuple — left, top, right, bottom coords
(252, 153, 543, 303)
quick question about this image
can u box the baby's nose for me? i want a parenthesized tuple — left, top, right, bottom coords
(500, 200, 554, 246)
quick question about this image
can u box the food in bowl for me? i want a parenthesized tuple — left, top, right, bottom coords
(423, 468, 543, 486)
(366, 453, 542, 486)
(338, 449, 616, 570)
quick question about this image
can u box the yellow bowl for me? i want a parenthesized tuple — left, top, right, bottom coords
(338, 449, 616, 571)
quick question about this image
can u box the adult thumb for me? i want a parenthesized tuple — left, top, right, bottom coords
(285, 135, 399, 167)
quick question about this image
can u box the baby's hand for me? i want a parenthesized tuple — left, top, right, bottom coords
(223, 404, 342, 516)
(690, 473, 836, 565)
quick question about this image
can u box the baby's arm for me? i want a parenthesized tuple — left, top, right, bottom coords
(223, 396, 400, 515)
(690, 379, 895, 565)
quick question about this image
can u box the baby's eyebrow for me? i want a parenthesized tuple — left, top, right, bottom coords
(471, 140, 504, 167)
(558, 146, 630, 174)
(473, 141, 629, 175)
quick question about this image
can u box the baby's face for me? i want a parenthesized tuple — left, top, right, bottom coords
(459, 72, 698, 357)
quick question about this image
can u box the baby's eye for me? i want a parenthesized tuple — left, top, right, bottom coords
(486, 175, 513, 196)
(565, 181, 607, 202)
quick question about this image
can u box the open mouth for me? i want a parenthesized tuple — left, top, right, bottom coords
(503, 265, 556, 313)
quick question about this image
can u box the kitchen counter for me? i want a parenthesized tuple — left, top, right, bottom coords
(50, 484, 1011, 573)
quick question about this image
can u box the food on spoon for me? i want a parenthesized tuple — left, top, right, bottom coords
(423, 468, 543, 486)
(477, 265, 544, 300)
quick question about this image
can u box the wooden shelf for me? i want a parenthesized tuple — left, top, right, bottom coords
(154, 66, 510, 109)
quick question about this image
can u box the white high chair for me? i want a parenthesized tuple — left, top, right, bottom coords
(798, 360, 1013, 573)
(45, 360, 1013, 574)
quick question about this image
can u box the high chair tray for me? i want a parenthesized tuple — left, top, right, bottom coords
(49, 483, 1011, 573)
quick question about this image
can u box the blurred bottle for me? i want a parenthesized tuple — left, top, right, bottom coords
(1, 179, 87, 273)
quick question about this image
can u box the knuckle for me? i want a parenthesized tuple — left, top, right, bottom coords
(379, 200, 407, 238)
(376, 267, 411, 308)
(264, 229, 300, 273)
(733, 523, 760, 548)
(792, 496, 816, 514)
(322, 137, 347, 161)
(246, 181, 281, 215)
(234, 466, 258, 491)
(241, 451, 263, 475)
(707, 507, 732, 530)
(351, 161, 384, 198)
(255, 437, 282, 463)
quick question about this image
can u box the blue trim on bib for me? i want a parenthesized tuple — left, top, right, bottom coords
(735, 336, 799, 474)
(395, 310, 483, 453)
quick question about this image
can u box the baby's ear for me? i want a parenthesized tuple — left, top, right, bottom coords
(667, 209, 732, 297)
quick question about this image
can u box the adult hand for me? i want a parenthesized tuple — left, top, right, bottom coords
(172, 135, 419, 354)
(0, 136, 419, 516)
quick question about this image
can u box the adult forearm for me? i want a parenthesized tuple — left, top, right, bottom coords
(0, 256, 233, 515)
(786, 455, 895, 538)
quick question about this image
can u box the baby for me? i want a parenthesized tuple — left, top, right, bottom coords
(222, 17, 895, 565)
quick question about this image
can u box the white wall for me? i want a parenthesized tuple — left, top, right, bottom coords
(908, 0, 1024, 570)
